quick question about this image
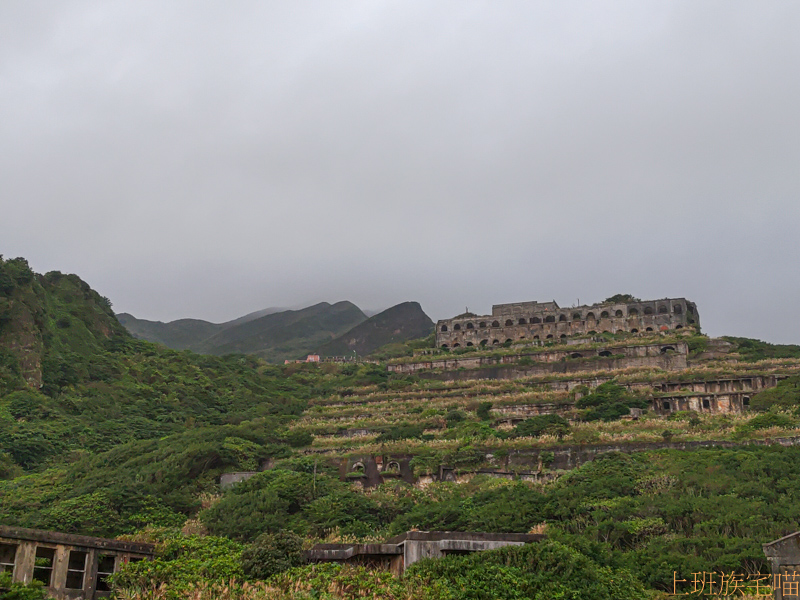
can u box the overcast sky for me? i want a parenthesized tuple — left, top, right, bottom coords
(1, 1, 799, 342)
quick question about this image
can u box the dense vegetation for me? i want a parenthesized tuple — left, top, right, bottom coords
(6, 256, 800, 599)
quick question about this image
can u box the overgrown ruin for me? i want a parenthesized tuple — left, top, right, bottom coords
(435, 298, 699, 348)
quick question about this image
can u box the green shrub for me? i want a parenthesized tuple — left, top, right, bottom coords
(376, 423, 428, 442)
(111, 534, 244, 599)
(407, 539, 649, 600)
(751, 376, 800, 412)
(738, 412, 796, 433)
(241, 531, 305, 580)
(576, 382, 648, 422)
(0, 571, 48, 600)
(476, 401, 493, 420)
(445, 410, 465, 427)
(283, 430, 314, 448)
(513, 414, 570, 438)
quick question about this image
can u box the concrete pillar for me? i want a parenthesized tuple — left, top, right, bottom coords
(13, 541, 36, 585)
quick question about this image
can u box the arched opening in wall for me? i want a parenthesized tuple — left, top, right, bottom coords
(646, 327, 654, 332)
(586, 312, 596, 321)
(587, 330, 597, 335)
(545, 315, 555, 323)
(492, 321, 500, 328)
(599, 350, 612, 357)
(662, 401, 671, 411)
(532, 317, 542, 323)
(602, 330, 611, 334)
(600, 311, 609, 319)
(505, 339, 513, 344)
(533, 335, 540, 340)
(386, 461, 400, 472)
(628, 308, 639, 316)
(660, 346, 676, 354)
(559, 314, 567, 322)
(688, 306, 695, 314)
(453, 324, 461, 330)
(573, 312, 582, 321)
(560, 334, 567, 339)
(615, 310, 623, 317)
(520, 335, 526, 340)
(631, 328, 639, 333)
(479, 321, 487, 328)
(674, 305, 683, 314)
(743, 396, 751, 407)
(466, 342, 473, 346)
(505, 319, 514, 326)
(441, 325, 448, 332)
(466, 323, 474, 329)
(644, 306, 654, 315)
(480, 339, 488, 346)
(546, 334, 554, 339)
(351, 462, 365, 473)
(570, 352, 583, 359)
(453, 343, 460, 348)
(702, 399, 710, 409)
(659, 305, 668, 314)
(441, 344, 448, 349)
(518, 318, 527, 325)
(676, 325, 683, 329)
(492, 339, 500, 345)
(660, 325, 669, 331)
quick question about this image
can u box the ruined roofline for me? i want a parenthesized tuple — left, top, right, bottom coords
(0, 525, 155, 555)
(307, 531, 544, 560)
(438, 297, 697, 325)
(384, 530, 542, 544)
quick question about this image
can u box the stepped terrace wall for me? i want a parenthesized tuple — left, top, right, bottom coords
(435, 298, 699, 348)
(390, 342, 688, 373)
(491, 374, 784, 421)
(388, 341, 687, 375)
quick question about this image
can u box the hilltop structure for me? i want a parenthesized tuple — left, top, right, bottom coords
(435, 297, 699, 348)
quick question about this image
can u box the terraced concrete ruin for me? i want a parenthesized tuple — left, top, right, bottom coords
(435, 298, 699, 348)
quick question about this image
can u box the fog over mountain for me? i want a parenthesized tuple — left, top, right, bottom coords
(1, 2, 798, 342)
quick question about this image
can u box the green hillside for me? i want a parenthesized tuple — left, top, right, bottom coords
(317, 301, 434, 357)
(192, 301, 367, 361)
(118, 302, 369, 362)
(8, 255, 800, 599)
(116, 313, 225, 349)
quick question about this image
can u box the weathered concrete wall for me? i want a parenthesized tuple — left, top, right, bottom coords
(0, 527, 152, 600)
(336, 435, 800, 489)
(435, 298, 699, 348)
(491, 375, 783, 421)
(504, 435, 800, 471)
(764, 533, 800, 600)
(415, 352, 686, 381)
(388, 342, 688, 374)
(219, 472, 257, 489)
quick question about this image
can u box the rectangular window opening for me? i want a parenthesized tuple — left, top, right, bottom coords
(96, 555, 116, 592)
(32, 547, 55, 586)
(65, 550, 88, 590)
(0, 543, 17, 573)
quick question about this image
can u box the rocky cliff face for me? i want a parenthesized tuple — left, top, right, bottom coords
(0, 256, 126, 394)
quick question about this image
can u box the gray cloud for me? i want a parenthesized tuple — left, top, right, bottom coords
(1, 1, 799, 341)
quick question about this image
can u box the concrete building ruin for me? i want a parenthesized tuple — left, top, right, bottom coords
(307, 531, 542, 575)
(435, 298, 699, 348)
(0, 526, 153, 600)
(763, 531, 800, 599)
